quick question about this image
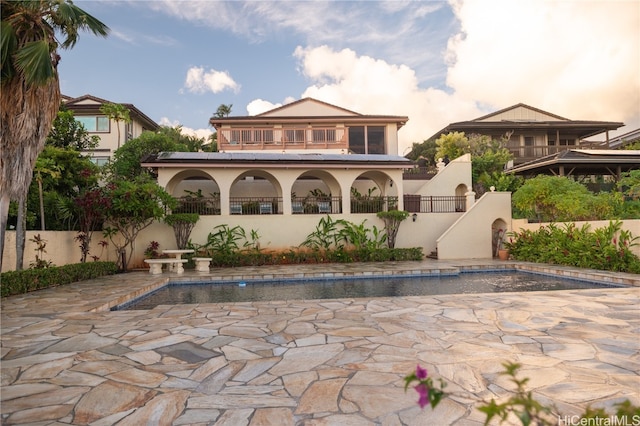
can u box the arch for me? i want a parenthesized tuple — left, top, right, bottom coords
(229, 170, 284, 215)
(455, 183, 467, 211)
(350, 170, 397, 213)
(491, 217, 509, 258)
(164, 169, 219, 197)
(291, 170, 342, 214)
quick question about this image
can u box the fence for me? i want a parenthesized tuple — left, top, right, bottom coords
(404, 195, 466, 213)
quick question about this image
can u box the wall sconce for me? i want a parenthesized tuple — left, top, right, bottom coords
(412, 213, 417, 222)
(389, 180, 393, 187)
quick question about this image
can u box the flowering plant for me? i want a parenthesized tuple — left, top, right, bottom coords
(403, 365, 446, 409)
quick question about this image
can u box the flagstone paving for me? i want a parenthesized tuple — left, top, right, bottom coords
(1, 260, 638, 425)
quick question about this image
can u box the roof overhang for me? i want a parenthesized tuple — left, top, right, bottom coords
(429, 120, 624, 141)
(142, 152, 414, 170)
(209, 115, 409, 130)
(505, 149, 640, 177)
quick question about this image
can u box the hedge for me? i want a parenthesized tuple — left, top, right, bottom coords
(1, 261, 118, 297)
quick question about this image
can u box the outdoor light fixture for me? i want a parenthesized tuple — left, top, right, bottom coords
(412, 213, 417, 222)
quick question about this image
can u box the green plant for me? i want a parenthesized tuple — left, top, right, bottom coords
(505, 221, 640, 273)
(164, 213, 199, 249)
(405, 362, 640, 426)
(301, 215, 343, 251)
(376, 210, 409, 248)
(144, 241, 161, 258)
(1, 261, 117, 297)
(337, 219, 386, 250)
(29, 234, 52, 269)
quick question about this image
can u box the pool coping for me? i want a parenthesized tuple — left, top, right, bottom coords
(102, 261, 640, 313)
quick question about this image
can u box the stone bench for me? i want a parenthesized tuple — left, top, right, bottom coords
(193, 257, 212, 272)
(144, 258, 188, 275)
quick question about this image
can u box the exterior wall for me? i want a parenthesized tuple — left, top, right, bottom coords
(262, 102, 358, 117)
(478, 107, 565, 122)
(410, 154, 472, 196)
(2, 231, 121, 270)
(437, 191, 512, 259)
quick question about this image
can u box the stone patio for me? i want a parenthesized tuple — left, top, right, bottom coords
(1, 260, 639, 425)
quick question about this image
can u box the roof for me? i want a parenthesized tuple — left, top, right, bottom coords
(209, 97, 408, 129)
(505, 149, 640, 177)
(141, 152, 413, 169)
(428, 103, 624, 141)
(63, 94, 159, 131)
(604, 127, 640, 149)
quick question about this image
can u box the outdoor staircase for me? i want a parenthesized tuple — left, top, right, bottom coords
(426, 249, 438, 260)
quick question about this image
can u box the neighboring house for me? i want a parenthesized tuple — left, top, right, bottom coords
(602, 127, 640, 149)
(62, 94, 159, 166)
(429, 103, 624, 165)
(211, 98, 407, 155)
(139, 98, 511, 263)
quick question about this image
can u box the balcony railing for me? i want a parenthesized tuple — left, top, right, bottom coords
(404, 195, 466, 213)
(172, 195, 466, 215)
(173, 197, 220, 215)
(230, 197, 283, 215)
(292, 196, 342, 214)
(218, 127, 349, 151)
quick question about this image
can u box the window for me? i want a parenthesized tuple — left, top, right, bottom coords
(76, 116, 109, 132)
(284, 129, 306, 143)
(90, 156, 109, 167)
(348, 126, 386, 154)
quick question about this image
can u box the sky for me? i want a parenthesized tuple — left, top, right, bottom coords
(58, 0, 640, 155)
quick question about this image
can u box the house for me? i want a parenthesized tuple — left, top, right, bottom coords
(138, 98, 512, 264)
(62, 94, 159, 166)
(429, 103, 624, 165)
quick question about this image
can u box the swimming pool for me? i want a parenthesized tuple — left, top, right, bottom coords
(116, 271, 622, 310)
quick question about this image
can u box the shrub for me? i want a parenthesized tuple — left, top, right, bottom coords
(506, 221, 640, 273)
(1, 262, 118, 297)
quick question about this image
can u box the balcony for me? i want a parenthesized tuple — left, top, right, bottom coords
(218, 127, 349, 151)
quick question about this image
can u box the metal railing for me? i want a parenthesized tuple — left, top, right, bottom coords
(229, 197, 283, 215)
(218, 127, 348, 151)
(404, 195, 466, 213)
(173, 197, 220, 215)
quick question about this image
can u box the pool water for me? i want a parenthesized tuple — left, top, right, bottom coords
(116, 271, 619, 310)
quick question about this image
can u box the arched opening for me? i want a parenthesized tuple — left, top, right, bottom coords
(491, 218, 508, 258)
(229, 170, 283, 215)
(291, 171, 341, 214)
(455, 183, 468, 212)
(350, 171, 397, 213)
(167, 170, 220, 215)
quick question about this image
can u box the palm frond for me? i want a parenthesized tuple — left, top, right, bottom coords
(13, 40, 56, 85)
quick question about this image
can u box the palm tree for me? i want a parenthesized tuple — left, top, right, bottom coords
(100, 102, 131, 149)
(0, 1, 109, 271)
(215, 104, 233, 118)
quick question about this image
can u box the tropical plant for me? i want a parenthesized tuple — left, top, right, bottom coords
(33, 155, 61, 230)
(336, 219, 386, 250)
(512, 175, 619, 222)
(164, 213, 199, 249)
(214, 103, 233, 118)
(107, 130, 189, 179)
(0, 0, 108, 272)
(301, 215, 343, 251)
(28, 233, 52, 269)
(102, 177, 176, 270)
(99, 102, 131, 150)
(376, 210, 409, 248)
(46, 105, 99, 150)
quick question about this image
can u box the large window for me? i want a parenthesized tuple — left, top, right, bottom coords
(348, 126, 386, 154)
(76, 116, 109, 132)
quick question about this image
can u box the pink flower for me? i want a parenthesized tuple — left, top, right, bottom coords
(416, 365, 428, 380)
(415, 383, 430, 408)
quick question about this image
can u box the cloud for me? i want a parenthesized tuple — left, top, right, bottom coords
(182, 67, 240, 95)
(247, 99, 282, 115)
(292, 45, 481, 154)
(159, 117, 213, 140)
(446, 0, 640, 128)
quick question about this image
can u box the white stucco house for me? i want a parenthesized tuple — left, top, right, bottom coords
(132, 98, 511, 266)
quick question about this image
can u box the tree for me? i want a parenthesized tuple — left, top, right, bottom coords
(214, 104, 233, 118)
(405, 139, 438, 166)
(107, 131, 189, 179)
(99, 102, 131, 150)
(102, 177, 176, 270)
(0, 0, 108, 271)
(33, 156, 61, 231)
(156, 125, 208, 152)
(46, 106, 99, 150)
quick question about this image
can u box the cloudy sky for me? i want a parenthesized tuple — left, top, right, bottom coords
(59, 0, 639, 155)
